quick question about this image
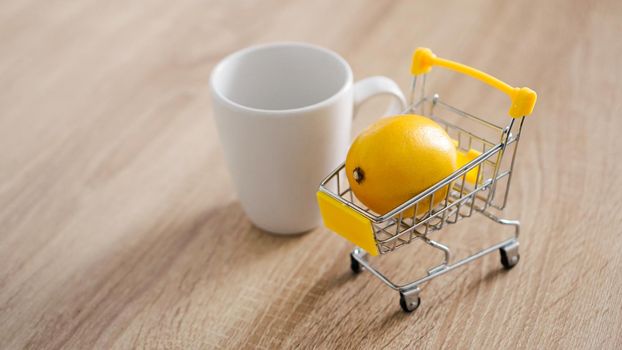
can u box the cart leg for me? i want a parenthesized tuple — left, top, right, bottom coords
(399, 286, 421, 313)
(422, 237, 451, 274)
(479, 211, 521, 268)
(500, 240, 520, 269)
(350, 247, 368, 274)
(480, 211, 520, 239)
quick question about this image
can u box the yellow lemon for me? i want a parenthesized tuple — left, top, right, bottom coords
(346, 114, 457, 216)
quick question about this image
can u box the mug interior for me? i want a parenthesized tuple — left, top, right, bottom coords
(211, 43, 351, 111)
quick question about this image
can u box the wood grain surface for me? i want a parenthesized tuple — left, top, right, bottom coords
(1, 0, 622, 348)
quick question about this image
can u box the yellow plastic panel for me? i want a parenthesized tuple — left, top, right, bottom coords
(316, 191, 379, 256)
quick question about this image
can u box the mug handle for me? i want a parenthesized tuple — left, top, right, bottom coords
(352, 76, 407, 117)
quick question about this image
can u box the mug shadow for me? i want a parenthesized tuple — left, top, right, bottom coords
(111, 199, 309, 287)
(57, 198, 320, 346)
(201, 200, 308, 264)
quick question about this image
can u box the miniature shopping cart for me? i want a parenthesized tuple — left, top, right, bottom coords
(316, 48, 537, 312)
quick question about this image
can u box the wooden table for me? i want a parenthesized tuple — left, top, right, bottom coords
(2, 0, 621, 348)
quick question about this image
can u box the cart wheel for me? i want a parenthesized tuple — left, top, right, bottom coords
(350, 253, 362, 274)
(500, 247, 520, 269)
(399, 292, 421, 313)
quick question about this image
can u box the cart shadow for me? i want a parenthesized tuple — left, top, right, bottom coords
(326, 269, 363, 289)
(376, 265, 512, 327)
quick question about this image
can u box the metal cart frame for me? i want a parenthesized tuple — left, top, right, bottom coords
(316, 48, 536, 312)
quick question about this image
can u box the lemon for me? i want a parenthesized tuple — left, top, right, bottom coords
(346, 114, 457, 216)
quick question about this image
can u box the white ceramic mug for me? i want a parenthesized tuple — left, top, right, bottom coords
(210, 42, 406, 234)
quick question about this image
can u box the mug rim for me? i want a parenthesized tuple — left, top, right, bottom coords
(209, 42, 354, 115)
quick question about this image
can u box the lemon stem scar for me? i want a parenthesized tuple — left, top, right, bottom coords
(353, 167, 365, 184)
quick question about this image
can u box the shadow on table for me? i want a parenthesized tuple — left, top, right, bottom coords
(377, 263, 513, 325)
(191, 200, 308, 269)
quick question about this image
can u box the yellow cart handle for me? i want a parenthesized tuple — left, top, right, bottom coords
(411, 47, 537, 118)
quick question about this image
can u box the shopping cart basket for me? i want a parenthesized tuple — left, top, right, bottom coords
(316, 48, 537, 312)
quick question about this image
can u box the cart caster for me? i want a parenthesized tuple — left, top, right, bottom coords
(350, 249, 369, 274)
(399, 288, 421, 313)
(500, 241, 520, 269)
(350, 253, 362, 273)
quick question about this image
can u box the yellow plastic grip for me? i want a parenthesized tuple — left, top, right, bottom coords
(411, 47, 537, 118)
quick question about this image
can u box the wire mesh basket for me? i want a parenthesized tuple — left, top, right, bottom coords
(316, 47, 537, 312)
